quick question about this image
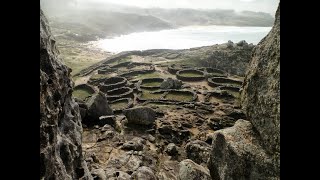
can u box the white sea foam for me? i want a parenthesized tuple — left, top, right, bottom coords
(94, 25, 271, 53)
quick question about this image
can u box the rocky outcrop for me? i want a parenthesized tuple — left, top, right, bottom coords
(123, 107, 156, 126)
(165, 143, 179, 156)
(132, 166, 157, 180)
(186, 140, 212, 165)
(241, 4, 280, 164)
(208, 120, 276, 179)
(160, 78, 183, 89)
(85, 92, 114, 123)
(40, 8, 92, 180)
(178, 159, 211, 180)
(208, 3, 280, 180)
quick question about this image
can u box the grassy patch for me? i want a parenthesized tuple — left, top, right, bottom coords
(226, 90, 240, 98)
(57, 39, 110, 76)
(141, 81, 162, 87)
(89, 74, 111, 81)
(179, 72, 203, 77)
(110, 101, 128, 110)
(72, 89, 93, 101)
(135, 72, 162, 80)
(144, 103, 176, 110)
(140, 91, 163, 100)
(108, 56, 132, 66)
(165, 91, 193, 101)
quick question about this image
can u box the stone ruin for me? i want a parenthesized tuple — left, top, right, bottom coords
(73, 83, 97, 102)
(99, 76, 127, 92)
(207, 77, 242, 88)
(204, 67, 227, 78)
(109, 98, 134, 113)
(138, 77, 165, 90)
(68, 46, 250, 180)
(168, 64, 192, 74)
(106, 87, 134, 101)
(176, 69, 206, 81)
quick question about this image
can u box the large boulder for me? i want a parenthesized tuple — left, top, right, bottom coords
(160, 78, 183, 89)
(240, 3, 280, 163)
(40, 8, 92, 179)
(123, 107, 156, 126)
(186, 140, 212, 165)
(208, 120, 276, 179)
(178, 159, 211, 180)
(121, 137, 145, 151)
(208, 3, 280, 180)
(85, 92, 113, 122)
(165, 143, 179, 156)
(131, 166, 157, 180)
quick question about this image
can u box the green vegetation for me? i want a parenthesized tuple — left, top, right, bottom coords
(226, 90, 240, 98)
(57, 39, 109, 76)
(110, 101, 128, 110)
(140, 91, 163, 100)
(108, 56, 132, 66)
(141, 81, 162, 87)
(165, 92, 193, 101)
(89, 74, 111, 81)
(207, 72, 224, 77)
(72, 89, 93, 101)
(144, 103, 177, 110)
(179, 72, 203, 77)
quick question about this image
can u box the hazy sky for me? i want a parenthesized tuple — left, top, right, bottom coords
(88, 0, 279, 15)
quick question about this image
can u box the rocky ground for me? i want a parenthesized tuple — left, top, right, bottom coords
(40, 3, 280, 179)
(73, 52, 246, 179)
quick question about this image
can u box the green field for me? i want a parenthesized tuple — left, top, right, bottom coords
(165, 91, 193, 101)
(179, 72, 203, 77)
(140, 91, 163, 100)
(141, 81, 162, 87)
(72, 89, 93, 101)
(110, 101, 128, 110)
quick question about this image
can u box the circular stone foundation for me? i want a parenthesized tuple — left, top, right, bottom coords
(106, 87, 134, 101)
(99, 76, 127, 92)
(176, 69, 205, 81)
(168, 64, 191, 74)
(220, 86, 240, 92)
(72, 84, 96, 102)
(163, 90, 197, 102)
(139, 78, 164, 90)
(137, 89, 197, 102)
(98, 67, 117, 74)
(109, 98, 133, 113)
(207, 77, 242, 88)
(205, 68, 227, 77)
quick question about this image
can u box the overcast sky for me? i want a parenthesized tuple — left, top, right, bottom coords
(88, 0, 279, 15)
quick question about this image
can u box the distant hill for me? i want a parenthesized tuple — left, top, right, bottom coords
(41, 1, 274, 42)
(49, 10, 174, 42)
(147, 8, 274, 27)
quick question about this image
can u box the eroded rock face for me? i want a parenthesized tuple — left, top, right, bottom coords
(131, 166, 157, 180)
(208, 3, 280, 180)
(208, 120, 276, 180)
(186, 140, 212, 165)
(40, 8, 92, 179)
(241, 4, 280, 162)
(178, 159, 211, 180)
